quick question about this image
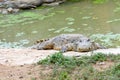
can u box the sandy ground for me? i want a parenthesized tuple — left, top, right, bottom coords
(0, 48, 120, 80)
(0, 48, 120, 66)
(0, 49, 58, 66)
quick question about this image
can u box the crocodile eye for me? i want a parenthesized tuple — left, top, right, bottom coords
(79, 40, 82, 42)
(87, 39, 90, 42)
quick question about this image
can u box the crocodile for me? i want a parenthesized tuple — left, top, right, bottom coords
(31, 34, 106, 52)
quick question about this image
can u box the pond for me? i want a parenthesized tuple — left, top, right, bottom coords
(0, 0, 120, 48)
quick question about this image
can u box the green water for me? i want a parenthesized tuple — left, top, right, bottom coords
(0, 0, 120, 48)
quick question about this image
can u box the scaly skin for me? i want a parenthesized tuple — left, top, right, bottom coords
(31, 34, 106, 52)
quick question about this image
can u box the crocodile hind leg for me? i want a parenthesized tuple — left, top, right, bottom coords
(32, 40, 54, 50)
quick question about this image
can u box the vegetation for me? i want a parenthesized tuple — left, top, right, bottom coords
(67, 0, 109, 3)
(90, 33, 120, 48)
(92, 0, 108, 4)
(37, 52, 120, 80)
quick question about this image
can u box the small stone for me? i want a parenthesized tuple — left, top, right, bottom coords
(5, 60, 9, 63)
(13, 9, 19, 13)
(97, 62, 105, 65)
(10, 74, 13, 77)
(19, 76, 23, 79)
(20, 65, 24, 67)
(2, 9, 8, 14)
(7, 7, 13, 13)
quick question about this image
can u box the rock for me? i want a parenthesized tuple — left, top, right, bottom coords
(7, 7, 19, 13)
(7, 7, 13, 12)
(14, 0, 43, 9)
(42, 0, 66, 6)
(43, 0, 55, 3)
(42, 2, 60, 6)
(0, 7, 19, 14)
(0, 0, 66, 14)
(1, 9, 8, 14)
(12, 8, 19, 13)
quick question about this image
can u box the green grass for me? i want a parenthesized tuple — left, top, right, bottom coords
(38, 52, 120, 66)
(37, 52, 120, 80)
(38, 52, 77, 68)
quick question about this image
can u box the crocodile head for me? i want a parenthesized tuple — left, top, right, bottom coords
(75, 37, 94, 52)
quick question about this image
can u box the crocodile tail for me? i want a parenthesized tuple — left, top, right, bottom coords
(94, 43, 107, 49)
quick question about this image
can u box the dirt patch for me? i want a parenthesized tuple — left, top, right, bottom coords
(0, 48, 58, 66)
(0, 64, 54, 80)
(0, 48, 120, 66)
(93, 61, 114, 71)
